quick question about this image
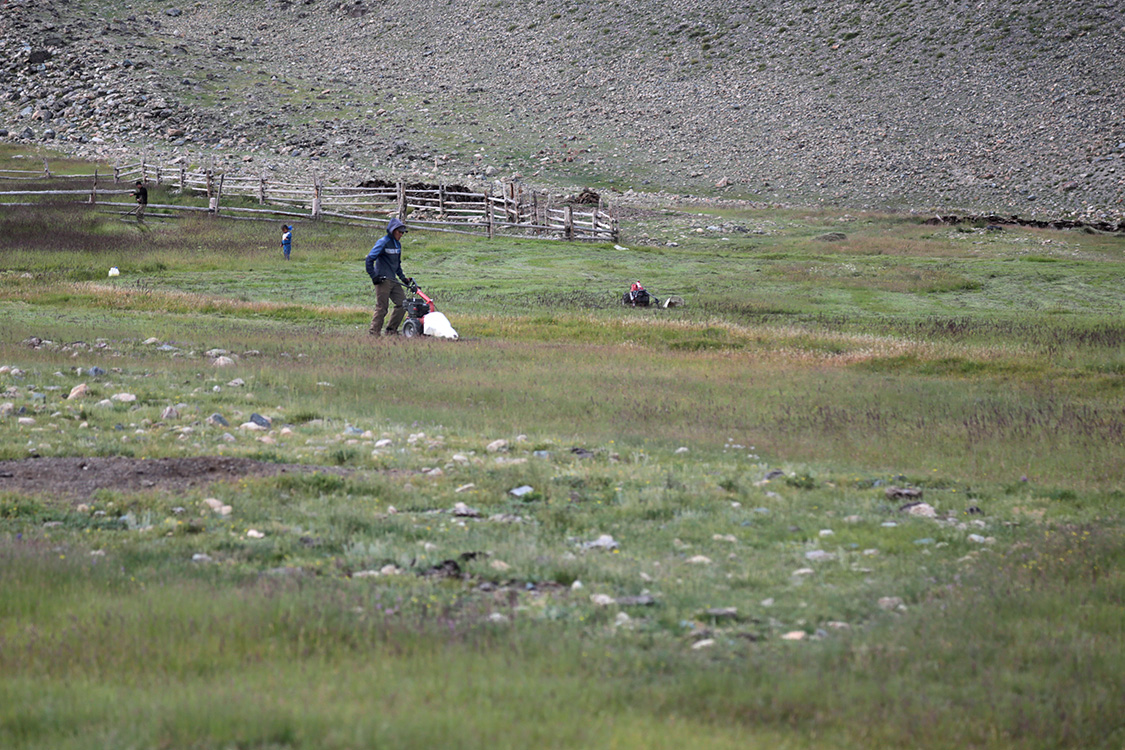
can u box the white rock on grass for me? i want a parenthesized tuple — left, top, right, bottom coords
(781, 631, 808, 641)
(160, 405, 179, 420)
(878, 596, 905, 611)
(239, 422, 266, 431)
(455, 483, 475, 493)
(452, 502, 481, 518)
(906, 503, 937, 518)
(451, 453, 469, 464)
(17, 417, 35, 426)
(202, 498, 232, 515)
(686, 555, 712, 565)
(691, 639, 715, 649)
(490, 560, 511, 572)
(582, 534, 619, 551)
(110, 393, 136, 403)
(143, 337, 161, 345)
(212, 356, 235, 367)
(590, 594, 615, 606)
(486, 439, 509, 453)
(246, 529, 265, 539)
(374, 438, 392, 448)
(67, 383, 88, 400)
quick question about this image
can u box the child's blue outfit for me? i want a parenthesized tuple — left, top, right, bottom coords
(281, 226, 292, 260)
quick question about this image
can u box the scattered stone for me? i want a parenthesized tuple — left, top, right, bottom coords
(704, 607, 740, 620)
(374, 438, 392, 448)
(805, 550, 835, 561)
(227, 378, 245, 387)
(18, 417, 35, 426)
(815, 232, 847, 242)
(675, 446, 689, 454)
(110, 393, 137, 403)
(490, 559, 510, 572)
(878, 596, 905, 611)
(67, 383, 88, 400)
(191, 553, 213, 563)
(590, 594, 615, 606)
(206, 413, 229, 427)
(616, 595, 656, 606)
(212, 356, 235, 367)
(582, 534, 618, 551)
(249, 413, 271, 428)
(886, 486, 923, 500)
(486, 439, 509, 453)
(902, 501, 937, 517)
(452, 502, 481, 518)
(160, 405, 180, 420)
(686, 555, 712, 565)
(781, 630, 808, 641)
(509, 484, 534, 498)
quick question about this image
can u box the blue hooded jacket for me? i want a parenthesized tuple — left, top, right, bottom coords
(365, 218, 409, 284)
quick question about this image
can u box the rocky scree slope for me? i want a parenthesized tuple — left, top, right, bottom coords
(1, 0, 1123, 222)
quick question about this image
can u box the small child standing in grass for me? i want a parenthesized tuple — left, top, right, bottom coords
(281, 224, 292, 261)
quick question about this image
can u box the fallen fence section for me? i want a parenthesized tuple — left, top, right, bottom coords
(0, 158, 618, 241)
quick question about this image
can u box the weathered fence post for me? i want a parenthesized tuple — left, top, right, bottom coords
(113, 163, 120, 183)
(258, 172, 266, 205)
(564, 205, 574, 241)
(438, 183, 446, 219)
(311, 173, 322, 220)
(42, 158, 50, 179)
(178, 167, 186, 195)
(210, 173, 224, 215)
(396, 180, 406, 220)
(89, 169, 98, 204)
(486, 185, 494, 239)
(155, 167, 162, 186)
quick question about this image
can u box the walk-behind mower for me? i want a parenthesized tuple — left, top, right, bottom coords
(401, 282, 459, 339)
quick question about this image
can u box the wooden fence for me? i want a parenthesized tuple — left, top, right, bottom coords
(0, 158, 618, 241)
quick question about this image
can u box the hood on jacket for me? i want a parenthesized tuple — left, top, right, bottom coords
(386, 217, 408, 235)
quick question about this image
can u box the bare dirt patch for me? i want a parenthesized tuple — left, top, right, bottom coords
(0, 456, 350, 503)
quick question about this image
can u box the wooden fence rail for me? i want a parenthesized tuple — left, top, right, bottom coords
(0, 157, 618, 241)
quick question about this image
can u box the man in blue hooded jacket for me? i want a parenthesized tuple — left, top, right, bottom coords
(365, 217, 413, 335)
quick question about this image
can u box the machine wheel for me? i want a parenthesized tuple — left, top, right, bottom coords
(401, 319, 423, 338)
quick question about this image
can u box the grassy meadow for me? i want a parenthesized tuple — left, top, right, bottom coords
(0, 148, 1123, 749)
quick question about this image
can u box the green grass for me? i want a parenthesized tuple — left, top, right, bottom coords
(0, 161, 1123, 748)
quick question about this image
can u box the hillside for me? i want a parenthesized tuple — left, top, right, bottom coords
(1, 0, 1123, 220)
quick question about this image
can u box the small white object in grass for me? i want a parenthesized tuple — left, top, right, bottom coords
(691, 639, 715, 650)
(781, 631, 807, 641)
(819, 529, 834, 537)
(571, 580, 584, 590)
(686, 555, 712, 565)
(675, 446, 689, 454)
(108, 267, 120, 277)
(590, 594, 615, 606)
(246, 529, 265, 539)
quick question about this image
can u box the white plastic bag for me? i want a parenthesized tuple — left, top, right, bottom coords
(423, 311, 459, 340)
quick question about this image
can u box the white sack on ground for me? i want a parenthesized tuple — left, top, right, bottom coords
(423, 312, 459, 339)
